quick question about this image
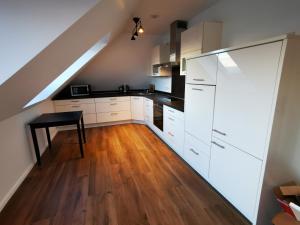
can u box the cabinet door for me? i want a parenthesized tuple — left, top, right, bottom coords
(185, 85, 215, 146)
(209, 138, 262, 222)
(181, 24, 203, 54)
(184, 133, 210, 180)
(213, 41, 283, 159)
(186, 55, 218, 85)
(131, 97, 144, 120)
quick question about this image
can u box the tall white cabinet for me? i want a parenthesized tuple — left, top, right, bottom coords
(185, 34, 300, 224)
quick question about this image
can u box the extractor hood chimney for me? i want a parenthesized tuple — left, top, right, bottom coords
(169, 20, 187, 64)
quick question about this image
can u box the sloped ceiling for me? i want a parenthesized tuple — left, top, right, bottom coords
(0, 0, 101, 85)
(0, 0, 139, 121)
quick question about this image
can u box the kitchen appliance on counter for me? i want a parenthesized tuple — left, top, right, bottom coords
(149, 84, 155, 93)
(118, 84, 130, 93)
(70, 85, 90, 97)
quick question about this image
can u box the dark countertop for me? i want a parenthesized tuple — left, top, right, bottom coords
(52, 90, 185, 112)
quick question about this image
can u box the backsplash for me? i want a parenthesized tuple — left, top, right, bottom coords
(149, 77, 172, 93)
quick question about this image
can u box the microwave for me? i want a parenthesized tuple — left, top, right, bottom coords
(70, 85, 90, 96)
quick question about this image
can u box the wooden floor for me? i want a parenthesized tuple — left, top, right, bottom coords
(0, 124, 250, 225)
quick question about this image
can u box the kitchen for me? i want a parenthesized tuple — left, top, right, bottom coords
(1, 1, 300, 225)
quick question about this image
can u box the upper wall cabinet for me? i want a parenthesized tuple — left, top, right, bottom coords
(151, 43, 170, 66)
(180, 22, 222, 75)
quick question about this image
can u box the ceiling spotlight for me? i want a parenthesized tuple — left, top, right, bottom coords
(131, 17, 144, 40)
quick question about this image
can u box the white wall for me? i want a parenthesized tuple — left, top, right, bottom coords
(0, 100, 56, 211)
(0, 0, 100, 85)
(72, 33, 158, 91)
(189, 0, 300, 48)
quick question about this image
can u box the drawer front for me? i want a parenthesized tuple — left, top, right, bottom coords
(164, 105, 184, 120)
(55, 103, 96, 114)
(164, 117, 184, 156)
(186, 54, 218, 85)
(94, 96, 130, 103)
(83, 114, 97, 124)
(97, 111, 131, 123)
(183, 133, 210, 179)
(54, 98, 94, 106)
(96, 101, 130, 113)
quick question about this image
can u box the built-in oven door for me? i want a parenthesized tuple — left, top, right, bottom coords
(153, 103, 163, 131)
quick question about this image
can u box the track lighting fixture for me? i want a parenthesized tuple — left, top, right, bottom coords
(131, 17, 144, 40)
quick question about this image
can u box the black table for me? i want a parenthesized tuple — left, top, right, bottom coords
(29, 111, 86, 166)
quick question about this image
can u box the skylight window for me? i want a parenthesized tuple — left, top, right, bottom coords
(24, 33, 110, 108)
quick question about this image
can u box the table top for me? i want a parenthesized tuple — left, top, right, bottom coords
(29, 111, 83, 128)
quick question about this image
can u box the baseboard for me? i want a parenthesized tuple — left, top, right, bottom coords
(0, 163, 34, 212)
(0, 130, 58, 212)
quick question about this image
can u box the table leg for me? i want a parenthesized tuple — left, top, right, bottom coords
(81, 116, 86, 143)
(45, 127, 51, 149)
(76, 122, 84, 158)
(30, 127, 41, 166)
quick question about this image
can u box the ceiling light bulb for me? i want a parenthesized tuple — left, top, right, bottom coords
(138, 26, 144, 34)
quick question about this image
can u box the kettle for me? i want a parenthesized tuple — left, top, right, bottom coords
(118, 84, 130, 93)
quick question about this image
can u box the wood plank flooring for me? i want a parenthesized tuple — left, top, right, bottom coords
(0, 124, 250, 225)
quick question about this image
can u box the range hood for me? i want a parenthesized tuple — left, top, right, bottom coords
(151, 20, 187, 77)
(169, 20, 187, 64)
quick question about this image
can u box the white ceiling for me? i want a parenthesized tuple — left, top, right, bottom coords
(124, 0, 218, 35)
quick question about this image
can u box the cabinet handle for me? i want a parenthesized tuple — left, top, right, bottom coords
(168, 117, 175, 121)
(111, 113, 118, 116)
(211, 141, 225, 149)
(168, 132, 174, 137)
(71, 105, 80, 108)
(110, 103, 117, 106)
(189, 148, 199, 155)
(71, 100, 79, 102)
(110, 98, 117, 101)
(193, 78, 205, 82)
(212, 129, 227, 136)
(133, 97, 139, 100)
(192, 88, 203, 91)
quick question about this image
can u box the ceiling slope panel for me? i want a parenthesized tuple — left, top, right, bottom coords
(0, 0, 139, 121)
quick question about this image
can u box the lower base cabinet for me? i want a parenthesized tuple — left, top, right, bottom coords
(183, 133, 210, 179)
(209, 137, 262, 221)
(96, 111, 131, 123)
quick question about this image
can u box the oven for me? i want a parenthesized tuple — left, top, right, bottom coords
(153, 102, 163, 131)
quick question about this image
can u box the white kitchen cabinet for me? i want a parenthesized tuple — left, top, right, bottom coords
(152, 43, 170, 65)
(97, 111, 131, 123)
(183, 133, 210, 179)
(213, 41, 283, 159)
(186, 54, 218, 85)
(131, 97, 144, 121)
(185, 85, 215, 146)
(144, 98, 153, 125)
(209, 137, 262, 221)
(54, 99, 97, 124)
(180, 22, 222, 75)
(163, 106, 184, 156)
(96, 101, 130, 113)
(94, 96, 130, 103)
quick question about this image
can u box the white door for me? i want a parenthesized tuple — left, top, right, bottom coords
(185, 84, 215, 146)
(131, 97, 144, 120)
(209, 137, 262, 222)
(213, 41, 283, 159)
(186, 54, 218, 85)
